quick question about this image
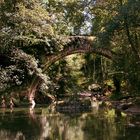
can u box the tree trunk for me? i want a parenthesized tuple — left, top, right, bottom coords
(27, 77, 41, 101)
(27, 76, 55, 103)
(124, 17, 140, 61)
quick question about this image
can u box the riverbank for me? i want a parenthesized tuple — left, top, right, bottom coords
(110, 96, 140, 115)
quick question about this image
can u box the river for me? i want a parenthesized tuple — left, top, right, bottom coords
(0, 105, 140, 140)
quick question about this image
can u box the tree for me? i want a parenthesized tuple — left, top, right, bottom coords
(0, 0, 139, 102)
(92, 0, 140, 92)
(0, 0, 55, 98)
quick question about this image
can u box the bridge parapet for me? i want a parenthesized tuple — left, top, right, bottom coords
(43, 36, 119, 72)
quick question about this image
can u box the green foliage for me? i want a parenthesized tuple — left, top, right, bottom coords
(92, 0, 140, 93)
(0, 0, 55, 94)
(0, 0, 139, 98)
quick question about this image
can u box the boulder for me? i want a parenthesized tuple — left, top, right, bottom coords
(88, 84, 102, 92)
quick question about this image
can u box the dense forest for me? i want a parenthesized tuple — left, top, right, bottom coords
(0, 0, 140, 105)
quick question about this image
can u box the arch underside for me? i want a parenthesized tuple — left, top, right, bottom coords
(42, 47, 117, 72)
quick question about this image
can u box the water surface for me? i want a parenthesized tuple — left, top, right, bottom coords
(0, 106, 140, 140)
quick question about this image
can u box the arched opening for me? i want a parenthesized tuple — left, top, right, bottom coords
(28, 36, 119, 103)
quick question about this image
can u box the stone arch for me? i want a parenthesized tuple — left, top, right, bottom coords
(28, 36, 119, 101)
(42, 47, 117, 72)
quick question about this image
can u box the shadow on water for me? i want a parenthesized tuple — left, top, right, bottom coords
(0, 105, 140, 140)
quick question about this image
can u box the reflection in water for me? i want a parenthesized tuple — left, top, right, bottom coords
(29, 107, 36, 121)
(0, 106, 140, 140)
(1, 96, 6, 108)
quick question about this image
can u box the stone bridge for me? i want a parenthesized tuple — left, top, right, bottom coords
(42, 36, 118, 72)
(29, 36, 120, 102)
